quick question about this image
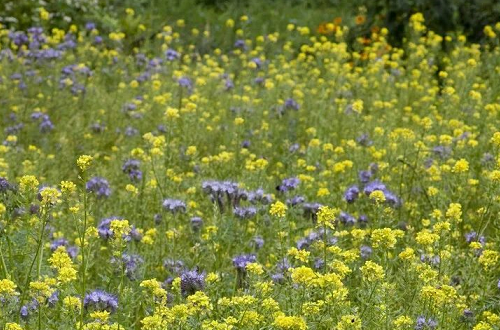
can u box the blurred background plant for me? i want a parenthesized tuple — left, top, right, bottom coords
(1, 0, 500, 49)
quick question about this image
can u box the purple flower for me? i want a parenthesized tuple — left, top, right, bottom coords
(162, 199, 186, 214)
(277, 177, 300, 193)
(48, 291, 59, 306)
(232, 254, 256, 272)
(20, 299, 38, 319)
(191, 217, 203, 231)
(358, 215, 368, 227)
(178, 77, 193, 90)
(86, 177, 111, 198)
(250, 57, 262, 68)
(363, 181, 401, 208)
(50, 238, 68, 251)
(164, 259, 185, 274)
(233, 206, 257, 219)
(83, 290, 118, 313)
(85, 22, 96, 31)
(90, 122, 106, 134)
(432, 146, 451, 159)
(0, 177, 12, 193)
(165, 49, 179, 61)
(251, 236, 264, 250)
(286, 195, 305, 206)
(284, 98, 300, 111)
(180, 269, 206, 296)
(344, 185, 359, 203)
(97, 217, 138, 241)
(248, 188, 272, 205)
(415, 316, 437, 330)
(420, 254, 440, 266)
(360, 245, 373, 259)
(363, 180, 387, 195)
(289, 143, 300, 153)
(356, 133, 373, 147)
(234, 39, 246, 49)
(465, 231, 486, 245)
(358, 170, 372, 184)
(122, 159, 142, 181)
(302, 202, 323, 220)
(338, 212, 356, 226)
(112, 253, 143, 280)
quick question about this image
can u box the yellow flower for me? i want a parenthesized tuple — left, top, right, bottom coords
(5, 323, 24, 330)
(165, 107, 180, 119)
(40, 187, 61, 205)
(371, 228, 402, 249)
(316, 206, 338, 229)
(478, 250, 499, 270)
(452, 158, 469, 173)
(491, 132, 500, 147)
(445, 203, 462, 222)
(110, 219, 131, 238)
(91, 310, 111, 323)
(246, 262, 264, 275)
(39, 8, 50, 20)
(290, 266, 316, 286)
(0, 279, 19, 297)
(63, 296, 81, 312)
(273, 314, 308, 330)
(141, 314, 166, 330)
(269, 201, 287, 218)
(336, 315, 362, 330)
(186, 146, 197, 156)
(19, 175, 39, 191)
(60, 181, 77, 194)
(77, 155, 93, 171)
(393, 316, 413, 329)
(360, 261, 385, 282)
(369, 190, 386, 203)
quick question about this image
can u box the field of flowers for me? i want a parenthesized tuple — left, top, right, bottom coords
(1, 8, 500, 330)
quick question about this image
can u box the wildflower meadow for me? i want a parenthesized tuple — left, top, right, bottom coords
(1, 3, 500, 330)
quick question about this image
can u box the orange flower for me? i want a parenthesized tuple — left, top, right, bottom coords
(334, 17, 342, 25)
(355, 15, 366, 25)
(317, 23, 327, 34)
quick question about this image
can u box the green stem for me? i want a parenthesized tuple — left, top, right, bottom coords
(0, 240, 9, 278)
(80, 179, 88, 330)
(17, 214, 48, 321)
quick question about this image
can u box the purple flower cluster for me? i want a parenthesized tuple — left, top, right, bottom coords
(112, 253, 143, 280)
(190, 217, 203, 231)
(343, 168, 401, 207)
(162, 198, 187, 214)
(276, 177, 300, 193)
(97, 217, 141, 241)
(165, 49, 179, 61)
(202, 180, 271, 213)
(0, 177, 12, 193)
(31, 111, 54, 133)
(180, 269, 206, 296)
(122, 159, 142, 181)
(232, 254, 256, 272)
(296, 228, 336, 250)
(50, 238, 78, 259)
(86, 177, 111, 198)
(415, 316, 437, 330)
(83, 290, 118, 313)
(233, 206, 258, 219)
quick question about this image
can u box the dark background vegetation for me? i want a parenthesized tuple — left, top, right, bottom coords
(2, 0, 500, 45)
